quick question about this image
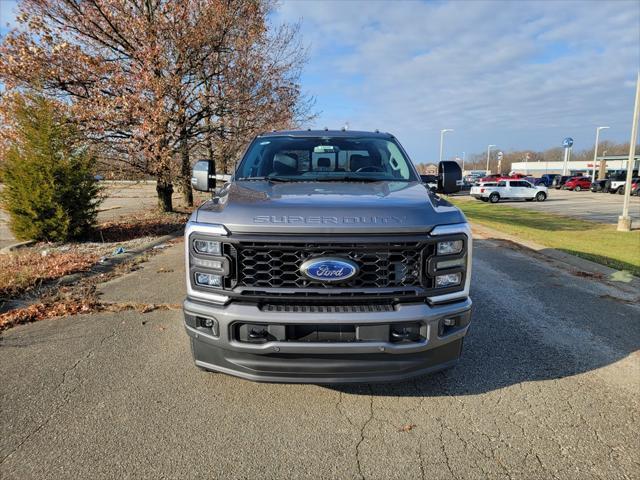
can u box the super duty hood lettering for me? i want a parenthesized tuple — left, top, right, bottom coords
(253, 215, 406, 225)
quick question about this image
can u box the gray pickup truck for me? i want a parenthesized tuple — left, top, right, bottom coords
(184, 130, 472, 383)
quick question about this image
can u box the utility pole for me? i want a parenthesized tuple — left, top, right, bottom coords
(591, 126, 609, 181)
(439, 129, 453, 163)
(486, 144, 496, 175)
(617, 72, 640, 232)
(461, 152, 466, 172)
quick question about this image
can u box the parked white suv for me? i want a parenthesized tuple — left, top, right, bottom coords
(470, 180, 547, 203)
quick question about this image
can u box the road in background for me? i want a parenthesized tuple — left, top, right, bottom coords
(461, 188, 640, 224)
(1, 238, 638, 479)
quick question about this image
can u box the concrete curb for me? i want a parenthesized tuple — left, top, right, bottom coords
(471, 222, 640, 293)
(0, 240, 36, 254)
(57, 230, 184, 286)
(1, 230, 184, 314)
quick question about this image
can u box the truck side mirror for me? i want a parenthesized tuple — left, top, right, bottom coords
(191, 160, 215, 192)
(438, 161, 462, 194)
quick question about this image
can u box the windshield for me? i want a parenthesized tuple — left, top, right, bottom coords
(236, 136, 418, 182)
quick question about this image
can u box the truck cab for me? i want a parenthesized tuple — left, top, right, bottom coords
(184, 130, 472, 383)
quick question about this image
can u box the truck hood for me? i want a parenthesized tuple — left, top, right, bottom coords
(195, 180, 467, 234)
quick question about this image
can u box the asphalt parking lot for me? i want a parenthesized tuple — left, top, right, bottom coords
(2, 236, 638, 479)
(463, 188, 640, 224)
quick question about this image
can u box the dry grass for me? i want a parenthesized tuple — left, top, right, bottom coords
(0, 210, 187, 302)
(0, 251, 98, 299)
(91, 210, 188, 242)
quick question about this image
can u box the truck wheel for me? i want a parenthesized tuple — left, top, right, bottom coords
(489, 193, 500, 203)
(618, 187, 625, 195)
(575, 186, 581, 192)
(535, 192, 546, 201)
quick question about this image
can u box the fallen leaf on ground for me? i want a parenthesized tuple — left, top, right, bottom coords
(398, 424, 417, 432)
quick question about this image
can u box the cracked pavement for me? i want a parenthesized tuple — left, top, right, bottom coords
(1, 238, 639, 479)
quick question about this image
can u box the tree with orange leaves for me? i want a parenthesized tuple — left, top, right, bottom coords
(0, 0, 313, 211)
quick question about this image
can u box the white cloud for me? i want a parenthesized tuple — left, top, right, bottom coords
(277, 0, 640, 161)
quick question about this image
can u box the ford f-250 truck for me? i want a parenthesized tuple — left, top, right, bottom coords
(184, 130, 472, 383)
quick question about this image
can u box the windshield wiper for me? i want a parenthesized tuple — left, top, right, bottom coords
(237, 176, 299, 183)
(313, 175, 385, 182)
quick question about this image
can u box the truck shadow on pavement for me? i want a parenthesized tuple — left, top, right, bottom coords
(328, 239, 639, 398)
(329, 310, 637, 398)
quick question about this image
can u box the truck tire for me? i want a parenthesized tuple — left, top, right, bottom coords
(489, 193, 500, 203)
(535, 191, 547, 201)
(618, 186, 625, 195)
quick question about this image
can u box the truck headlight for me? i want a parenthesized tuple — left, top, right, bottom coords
(435, 272, 462, 288)
(192, 258, 224, 270)
(195, 272, 222, 287)
(193, 239, 221, 255)
(437, 240, 463, 256)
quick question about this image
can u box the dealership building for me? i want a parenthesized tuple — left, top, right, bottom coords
(510, 155, 640, 177)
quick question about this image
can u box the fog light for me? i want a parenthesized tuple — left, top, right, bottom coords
(193, 239, 221, 255)
(192, 257, 223, 270)
(195, 272, 222, 287)
(437, 240, 463, 255)
(196, 316, 218, 336)
(435, 272, 462, 288)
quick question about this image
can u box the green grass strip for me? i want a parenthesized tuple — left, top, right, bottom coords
(449, 197, 640, 276)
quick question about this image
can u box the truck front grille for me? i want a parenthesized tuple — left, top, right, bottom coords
(235, 241, 426, 289)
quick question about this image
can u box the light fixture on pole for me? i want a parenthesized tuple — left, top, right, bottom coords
(591, 126, 609, 181)
(439, 129, 453, 163)
(486, 144, 496, 175)
(618, 71, 640, 232)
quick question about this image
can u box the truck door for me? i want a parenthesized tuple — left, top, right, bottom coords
(510, 181, 528, 198)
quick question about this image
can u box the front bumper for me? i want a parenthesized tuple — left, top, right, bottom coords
(183, 297, 472, 383)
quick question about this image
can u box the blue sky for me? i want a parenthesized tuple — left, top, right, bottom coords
(2, 1, 639, 162)
(276, 0, 640, 162)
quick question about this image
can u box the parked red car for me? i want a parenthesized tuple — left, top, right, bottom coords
(478, 173, 527, 183)
(563, 176, 592, 191)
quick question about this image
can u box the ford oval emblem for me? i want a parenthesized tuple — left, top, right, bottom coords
(300, 257, 359, 283)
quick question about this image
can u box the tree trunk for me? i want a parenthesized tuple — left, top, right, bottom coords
(207, 125, 217, 190)
(179, 125, 193, 207)
(156, 180, 173, 212)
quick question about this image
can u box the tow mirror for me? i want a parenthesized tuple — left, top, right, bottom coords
(191, 160, 215, 192)
(438, 161, 463, 194)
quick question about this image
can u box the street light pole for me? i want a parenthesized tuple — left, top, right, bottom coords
(462, 151, 466, 172)
(439, 129, 453, 163)
(591, 126, 609, 181)
(618, 72, 640, 232)
(486, 144, 496, 175)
